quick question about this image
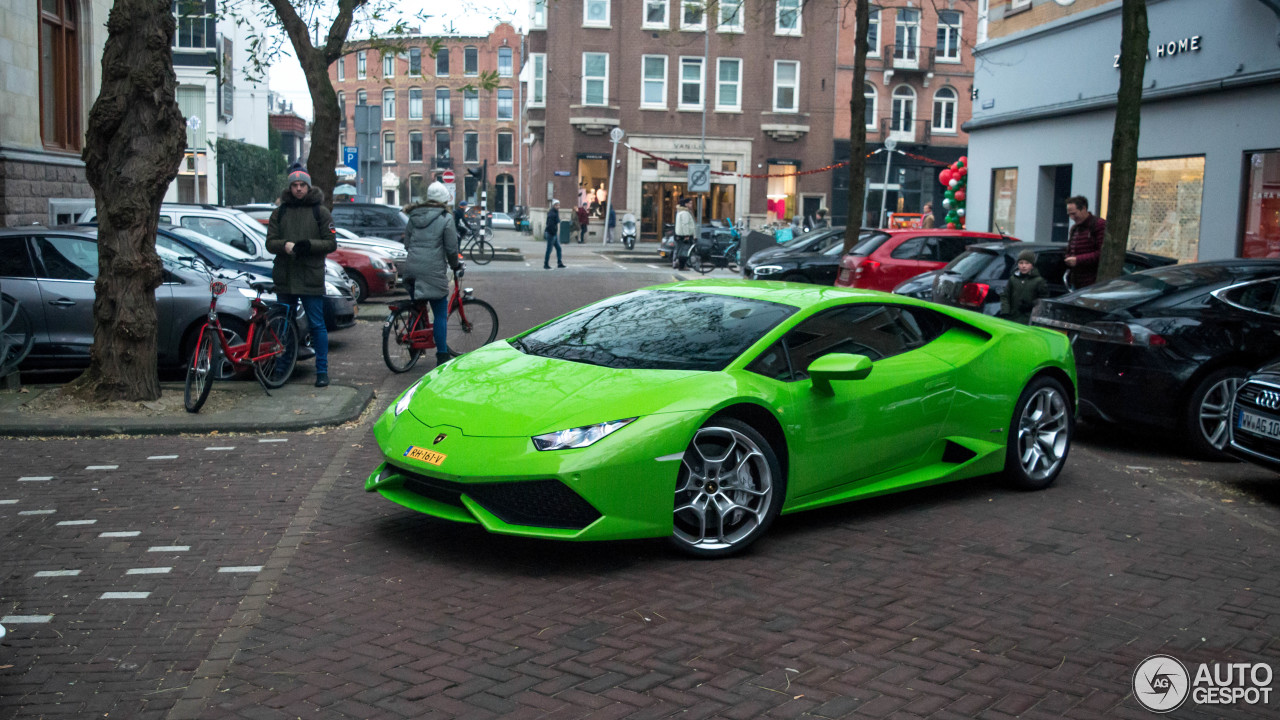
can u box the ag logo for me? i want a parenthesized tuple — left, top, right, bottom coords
(1134, 654, 1190, 713)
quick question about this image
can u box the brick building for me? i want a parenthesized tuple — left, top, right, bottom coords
(524, 0, 838, 239)
(330, 23, 523, 211)
(832, 2, 977, 229)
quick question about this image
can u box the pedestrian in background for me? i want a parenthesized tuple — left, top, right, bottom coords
(673, 197, 696, 270)
(999, 249, 1049, 324)
(921, 202, 936, 229)
(544, 199, 565, 269)
(812, 208, 829, 230)
(266, 163, 337, 388)
(576, 203, 590, 244)
(791, 215, 804, 236)
(1065, 195, 1106, 288)
(403, 182, 465, 368)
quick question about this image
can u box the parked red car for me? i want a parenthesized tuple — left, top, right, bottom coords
(835, 229, 1020, 292)
(329, 246, 396, 302)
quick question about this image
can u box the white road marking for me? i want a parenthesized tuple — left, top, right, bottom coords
(148, 455, 179, 460)
(99, 592, 150, 599)
(18, 476, 52, 482)
(218, 566, 264, 573)
(205, 447, 236, 451)
(126, 567, 172, 575)
(34, 570, 81, 577)
(148, 545, 190, 552)
(1, 615, 53, 623)
(86, 465, 118, 471)
(56, 519, 97, 526)
(98, 531, 140, 538)
(18, 509, 56, 515)
(257, 438, 288, 443)
(0, 499, 17, 504)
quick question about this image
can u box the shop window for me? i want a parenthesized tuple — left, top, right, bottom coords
(1242, 150, 1280, 259)
(991, 168, 1018, 235)
(1101, 156, 1205, 263)
(767, 165, 798, 223)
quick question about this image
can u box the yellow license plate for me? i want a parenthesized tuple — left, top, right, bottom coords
(403, 446, 446, 466)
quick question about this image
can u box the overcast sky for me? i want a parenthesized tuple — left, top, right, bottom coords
(268, 1, 525, 120)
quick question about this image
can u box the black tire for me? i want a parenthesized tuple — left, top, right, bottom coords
(446, 298, 498, 355)
(382, 306, 425, 373)
(690, 250, 713, 275)
(623, 235, 635, 250)
(670, 417, 785, 558)
(1004, 376, 1073, 490)
(183, 317, 248, 380)
(184, 327, 217, 413)
(251, 309, 299, 389)
(469, 239, 495, 265)
(345, 269, 369, 303)
(1184, 366, 1248, 458)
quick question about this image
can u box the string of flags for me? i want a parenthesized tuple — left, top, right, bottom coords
(621, 143, 952, 180)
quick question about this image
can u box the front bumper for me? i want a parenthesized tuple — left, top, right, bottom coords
(367, 408, 706, 541)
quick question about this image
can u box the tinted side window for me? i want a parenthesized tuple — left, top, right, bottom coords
(746, 341, 793, 381)
(1219, 278, 1280, 314)
(890, 237, 926, 260)
(1034, 252, 1066, 283)
(331, 207, 355, 227)
(783, 304, 940, 375)
(936, 236, 969, 261)
(0, 237, 37, 277)
(34, 236, 98, 280)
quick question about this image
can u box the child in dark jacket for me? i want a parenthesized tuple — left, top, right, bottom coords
(1000, 249, 1049, 324)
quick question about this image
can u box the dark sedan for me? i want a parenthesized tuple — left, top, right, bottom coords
(750, 229, 887, 285)
(1227, 362, 1280, 472)
(741, 226, 847, 278)
(1030, 261, 1280, 457)
(896, 241, 1177, 313)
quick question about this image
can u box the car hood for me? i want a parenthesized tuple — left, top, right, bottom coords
(405, 342, 710, 437)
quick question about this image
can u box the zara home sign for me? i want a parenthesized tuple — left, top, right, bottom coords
(1114, 35, 1202, 67)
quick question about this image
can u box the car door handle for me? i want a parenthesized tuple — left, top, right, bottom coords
(49, 298, 76, 307)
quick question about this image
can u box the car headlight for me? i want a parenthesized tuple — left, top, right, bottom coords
(754, 265, 783, 276)
(370, 257, 390, 271)
(325, 281, 340, 296)
(237, 287, 277, 301)
(532, 418, 636, 451)
(394, 378, 426, 417)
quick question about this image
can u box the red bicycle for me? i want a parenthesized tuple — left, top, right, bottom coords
(184, 272, 299, 412)
(382, 270, 498, 372)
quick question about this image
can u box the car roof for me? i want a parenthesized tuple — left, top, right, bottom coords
(650, 278, 886, 307)
(883, 229, 1014, 240)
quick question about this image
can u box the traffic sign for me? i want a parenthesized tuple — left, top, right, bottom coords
(688, 163, 711, 193)
(441, 170, 455, 184)
(343, 146, 358, 171)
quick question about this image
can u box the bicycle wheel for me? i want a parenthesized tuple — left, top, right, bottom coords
(383, 306, 424, 373)
(726, 245, 740, 273)
(690, 250, 713, 275)
(184, 327, 217, 413)
(252, 309, 298, 389)
(446, 298, 498, 355)
(469, 239, 495, 265)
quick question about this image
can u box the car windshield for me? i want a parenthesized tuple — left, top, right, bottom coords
(847, 231, 891, 256)
(512, 289, 797, 371)
(168, 227, 255, 260)
(1068, 264, 1240, 312)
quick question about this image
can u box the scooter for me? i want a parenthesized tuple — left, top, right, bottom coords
(620, 213, 638, 250)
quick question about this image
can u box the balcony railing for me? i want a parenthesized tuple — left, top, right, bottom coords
(878, 117, 933, 145)
(883, 44, 936, 74)
(431, 113, 452, 127)
(434, 156, 453, 169)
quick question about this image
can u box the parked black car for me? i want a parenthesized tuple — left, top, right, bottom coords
(895, 241, 1178, 313)
(750, 229, 887, 285)
(1226, 361, 1280, 472)
(741, 226, 847, 278)
(1030, 260, 1280, 457)
(330, 203, 409, 242)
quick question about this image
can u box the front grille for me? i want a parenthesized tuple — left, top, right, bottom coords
(1232, 430, 1277, 459)
(1236, 382, 1280, 413)
(398, 468, 601, 530)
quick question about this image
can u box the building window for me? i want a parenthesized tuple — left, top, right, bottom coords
(937, 10, 962, 62)
(383, 132, 395, 163)
(498, 47, 513, 77)
(409, 88, 423, 119)
(382, 89, 395, 120)
(717, 0, 743, 32)
(357, 89, 367, 105)
(868, 10, 880, 57)
(891, 85, 916, 134)
(715, 58, 740, 111)
(497, 132, 514, 163)
(1010, 0, 1031, 10)
(773, 60, 799, 112)
(409, 174, 424, 202)
(532, 0, 547, 28)
(497, 88, 513, 120)
(529, 53, 546, 106)
(978, 0, 989, 44)
(436, 48, 449, 76)
(409, 131, 423, 163)
(464, 47, 478, 76)
(640, 55, 667, 108)
(336, 56, 345, 81)
(434, 88, 450, 123)
(932, 87, 957, 132)
(895, 8, 920, 63)
(776, 0, 802, 36)
(582, 52, 608, 106)
(1243, 150, 1280, 259)
(464, 89, 479, 120)
(464, 131, 478, 163)
(357, 51, 366, 79)
(679, 57, 704, 110)
(40, 0, 81, 151)
(643, 0, 669, 28)
(584, 0, 610, 26)
(1101, 156, 1205, 263)
(991, 168, 1018, 235)
(383, 52, 395, 77)
(864, 83, 877, 129)
(435, 131, 451, 162)
(409, 47, 421, 76)
(681, 1, 706, 31)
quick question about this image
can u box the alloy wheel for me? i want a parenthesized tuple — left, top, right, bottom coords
(1016, 385, 1070, 482)
(1198, 376, 1243, 451)
(672, 425, 775, 553)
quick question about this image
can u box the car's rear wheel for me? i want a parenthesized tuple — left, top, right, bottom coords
(1005, 376, 1073, 490)
(670, 418, 784, 558)
(1185, 367, 1247, 458)
(345, 269, 369, 303)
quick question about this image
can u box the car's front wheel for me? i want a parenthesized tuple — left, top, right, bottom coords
(1005, 376, 1073, 490)
(670, 418, 784, 558)
(1185, 366, 1247, 458)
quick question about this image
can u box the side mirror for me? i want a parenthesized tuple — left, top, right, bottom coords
(809, 353, 873, 396)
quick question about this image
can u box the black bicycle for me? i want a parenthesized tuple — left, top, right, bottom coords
(460, 227, 495, 265)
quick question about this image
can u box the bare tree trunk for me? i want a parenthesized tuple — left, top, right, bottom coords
(1097, 0, 1148, 284)
(843, 0, 871, 253)
(65, 0, 186, 403)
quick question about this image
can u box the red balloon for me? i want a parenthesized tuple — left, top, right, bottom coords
(959, 156, 968, 165)
(939, 170, 952, 186)
(954, 190, 966, 202)
(946, 222, 957, 229)
(959, 166, 968, 176)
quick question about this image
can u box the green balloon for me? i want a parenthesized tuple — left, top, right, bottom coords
(944, 190, 955, 200)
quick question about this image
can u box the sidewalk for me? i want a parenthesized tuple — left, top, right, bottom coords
(0, 380, 373, 437)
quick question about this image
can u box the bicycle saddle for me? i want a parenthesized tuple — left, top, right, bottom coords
(249, 281, 276, 294)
